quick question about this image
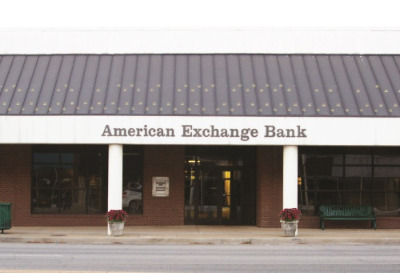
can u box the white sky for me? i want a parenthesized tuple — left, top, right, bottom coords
(0, 0, 399, 29)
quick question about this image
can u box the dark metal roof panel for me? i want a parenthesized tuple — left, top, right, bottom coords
(369, 56, 400, 115)
(0, 56, 24, 114)
(47, 55, 73, 114)
(200, 55, 216, 115)
(187, 55, 200, 115)
(118, 55, 137, 114)
(329, 56, 361, 116)
(9, 56, 38, 115)
(158, 55, 174, 115)
(214, 55, 230, 115)
(239, 55, 257, 115)
(74, 55, 92, 114)
(1, 54, 400, 117)
(316, 56, 344, 115)
(291, 56, 315, 116)
(104, 55, 124, 114)
(132, 55, 150, 115)
(34, 56, 54, 115)
(278, 55, 301, 116)
(226, 55, 243, 115)
(252, 55, 273, 115)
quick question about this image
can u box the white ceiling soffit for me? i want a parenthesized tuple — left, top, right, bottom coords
(0, 28, 400, 54)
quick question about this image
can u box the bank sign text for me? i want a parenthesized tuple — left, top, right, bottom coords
(101, 124, 307, 142)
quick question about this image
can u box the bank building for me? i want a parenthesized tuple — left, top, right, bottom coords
(0, 28, 399, 229)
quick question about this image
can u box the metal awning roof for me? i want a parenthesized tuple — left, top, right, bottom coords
(0, 54, 399, 117)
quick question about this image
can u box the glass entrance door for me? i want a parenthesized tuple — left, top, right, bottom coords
(184, 147, 256, 225)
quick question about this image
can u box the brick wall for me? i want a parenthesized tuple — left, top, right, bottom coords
(0, 144, 185, 226)
(126, 145, 185, 226)
(0, 145, 31, 225)
(256, 146, 283, 228)
(0, 145, 108, 226)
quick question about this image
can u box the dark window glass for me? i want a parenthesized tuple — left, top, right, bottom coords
(374, 155, 400, 165)
(32, 145, 108, 214)
(61, 153, 74, 163)
(298, 147, 400, 217)
(122, 145, 143, 215)
(33, 153, 59, 163)
(184, 146, 256, 225)
(346, 154, 372, 165)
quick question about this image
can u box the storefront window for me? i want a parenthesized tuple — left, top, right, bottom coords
(298, 147, 400, 217)
(32, 145, 108, 214)
(122, 146, 143, 214)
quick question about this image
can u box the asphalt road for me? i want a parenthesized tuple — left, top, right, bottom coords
(1, 243, 400, 272)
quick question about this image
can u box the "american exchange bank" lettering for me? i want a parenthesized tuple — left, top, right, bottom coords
(101, 124, 307, 142)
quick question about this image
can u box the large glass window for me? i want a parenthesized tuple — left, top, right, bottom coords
(298, 147, 400, 217)
(122, 146, 143, 214)
(32, 145, 108, 214)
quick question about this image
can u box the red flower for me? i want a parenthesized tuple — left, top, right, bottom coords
(279, 208, 302, 222)
(105, 209, 128, 223)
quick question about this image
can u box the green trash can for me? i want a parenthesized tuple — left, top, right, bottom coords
(0, 203, 11, 234)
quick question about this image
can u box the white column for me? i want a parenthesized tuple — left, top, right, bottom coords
(108, 144, 123, 211)
(283, 146, 298, 209)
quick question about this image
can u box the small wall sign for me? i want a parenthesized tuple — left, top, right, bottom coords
(152, 177, 170, 197)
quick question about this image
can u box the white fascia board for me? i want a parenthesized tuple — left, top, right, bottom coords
(1, 28, 400, 54)
(0, 115, 399, 146)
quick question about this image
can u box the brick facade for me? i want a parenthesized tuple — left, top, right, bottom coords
(256, 146, 283, 228)
(0, 145, 31, 225)
(0, 144, 185, 226)
(0, 144, 398, 228)
(129, 145, 185, 226)
(0, 145, 108, 226)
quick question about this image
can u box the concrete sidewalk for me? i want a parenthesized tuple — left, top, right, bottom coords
(1, 226, 399, 245)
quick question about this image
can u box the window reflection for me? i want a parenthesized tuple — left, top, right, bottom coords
(298, 147, 400, 217)
(122, 146, 143, 214)
(32, 145, 107, 214)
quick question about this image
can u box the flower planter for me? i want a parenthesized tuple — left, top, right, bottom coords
(105, 209, 128, 236)
(280, 220, 298, 237)
(108, 221, 125, 236)
(279, 208, 302, 237)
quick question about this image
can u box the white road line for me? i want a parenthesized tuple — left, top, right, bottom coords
(0, 254, 63, 257)
(0, 270, 165, 273)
